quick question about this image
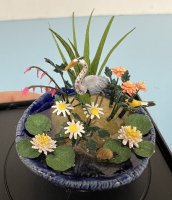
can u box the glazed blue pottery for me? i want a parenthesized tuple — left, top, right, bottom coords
(16, 91, 156, 191)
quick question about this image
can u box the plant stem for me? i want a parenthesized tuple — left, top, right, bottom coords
(68, 69, 76, 79)
(116, 78, 119, 85)
(109, 90, 115, 107)
(28, 85, 57, 90)
(87, 118, 92, 126)
(128, 90, 139, 102)
(107, 91, 122, 121)
(108, 78, 118, 107)
(95, 92, 104, 107)
(107, 103, 119, 121)
(73, 103, 82, 107)
(30, 66, 66, 100)
(30, 66, 58, 88)
(60, 72, 69, 102)
(109, 76, 112, 83)
(28, 85, 59, 95)
(70, 95, 76, 104)
(66, 112, 72, 122)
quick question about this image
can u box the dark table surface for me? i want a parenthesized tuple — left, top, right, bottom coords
(0, 104, 172, 200)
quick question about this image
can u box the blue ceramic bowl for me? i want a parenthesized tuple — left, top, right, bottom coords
(16, 92, 155, 191)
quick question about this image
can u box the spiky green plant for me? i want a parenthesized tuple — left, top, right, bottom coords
(49, 10, 135, 83)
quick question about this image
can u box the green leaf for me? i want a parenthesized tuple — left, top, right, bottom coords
(98, 28, 135, 75)
(104, 140, 122, 152)
(16, 139, 40, 158)
(105, 66, 112, 79)
(25, 114, 51, 135)
(77, 93, 91, 104)
(134, 141, 155, 157)
(49, 28, 75, 83)
(49, 28, 75, 60)
(103, 139, 131, 164)
(125, 113, 152, 135)
(50, 30, 67, 65)
(68, 39, 80, 58)
(67, 69, 76, 84)
(97, 129, 110, 138)
(44, 58, 56, 68)
(111, 147, 131, 164)
(84, 9, 94, 71)
(44, 58, 65, 74)
(64, 80, 73, 88)
(46, 146, 75, 171)
(68, 39, 81, 74)
(55, 94, 62, 101)
(53, 64, 65, 75)
(87, 126, 100, 133)
(49, 28, 79, 77)
(72, 113, 82, 121)
(121, 70, 130, 82)
(90, 16, 115, 75)
(86, 139, 97, 150)
(72, 12, 77, 49)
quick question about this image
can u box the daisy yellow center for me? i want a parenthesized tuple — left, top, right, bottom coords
(90, 107, 99, 115)
(69, 124, 78, 133)
(35, 134, 51, 146)
(58, 103, 67, 110)
(125, 127, 140, 139)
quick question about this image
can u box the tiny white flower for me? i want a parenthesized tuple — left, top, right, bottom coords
(118, 126, 143, 148)
(30, 133, 56, 155)
(52, 100, 74, 117)
(64, 120, 85, 140)
(83, 102, 104, 119)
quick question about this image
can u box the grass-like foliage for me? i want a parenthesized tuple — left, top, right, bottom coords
(49, 10, 135, 82)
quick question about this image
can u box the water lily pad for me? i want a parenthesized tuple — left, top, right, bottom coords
(16, 139, 40, 158)
(134, 141, 155, 157)
(103, 140, 131, 164)
(111, 148, 131, 164)
(25, 114, 51, 135)
(46, 146, 75, 171)
(125, 113, 152, 135)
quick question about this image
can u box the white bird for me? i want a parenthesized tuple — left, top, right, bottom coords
(65, 57, 109, 95)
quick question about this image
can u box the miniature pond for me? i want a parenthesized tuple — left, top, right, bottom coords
(33, 95, 147, 177)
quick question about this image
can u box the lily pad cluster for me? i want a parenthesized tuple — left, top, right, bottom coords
(17, 110, 155, 172)
(17, 114, 75, 171)
(99, 114, 155, 163)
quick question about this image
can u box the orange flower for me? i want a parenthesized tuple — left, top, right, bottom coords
(136, 82, 146, 91)
(111, 67, 126, 78)
(121, 81, 137, 96)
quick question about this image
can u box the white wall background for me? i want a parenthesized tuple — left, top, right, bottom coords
(1, 0, 172, 21)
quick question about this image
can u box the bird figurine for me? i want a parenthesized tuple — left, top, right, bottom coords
(126, 99, 156, 108)
(65, 57, 109, 95)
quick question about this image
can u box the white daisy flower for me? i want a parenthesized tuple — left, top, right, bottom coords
(31, 133, 57, 155)
(52, 100, 74, 117)
(64, 120, 85, 140)
(83, 102, 104, 119)
(118, 126, 143, 148)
